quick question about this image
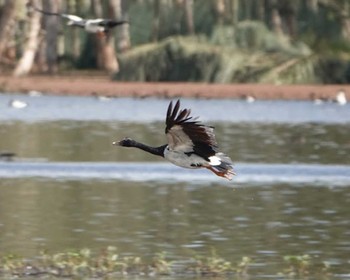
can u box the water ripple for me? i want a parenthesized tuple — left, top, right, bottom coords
(0, 161, 349, 186)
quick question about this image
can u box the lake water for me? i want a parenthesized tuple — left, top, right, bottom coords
(0, 93, 349, 279)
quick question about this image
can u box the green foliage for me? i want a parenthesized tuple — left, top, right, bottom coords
(76, 35, 98, 69)
(317, 56, 350, 84)
(190, 249, 235, 276)
(128, 1, 154, 45)
(3, 0, 350, 81)
(188, 249, 252, 277)
(114, 35, 314, 83)
(260, 55, 320, 84)
(235, 21, 269, 50)
(278, 254, 331, 278)
(210, 25, 236, 47)
(0, 247, 238, 278)
(0, 249, 336, 279)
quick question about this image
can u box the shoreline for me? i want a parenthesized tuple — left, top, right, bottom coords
(0, 74, 349, 100)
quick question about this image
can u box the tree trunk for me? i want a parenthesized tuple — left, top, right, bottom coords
(268, 0, 283, 35)
(341, 2, 350, 41)
(152, 0, 161, 41)
(256, 0, 265, 21)
(183, 0, 194, 34)
(277, 0, 297, 38)
(43, 0, 60, 74)
(213, 0, 226, 24)
(242, 0, 252, 20)
(229, 0, 239, 26)
(13, 0, 42, 77)
(109, 0, 131, 52)
(0, 0, 17, 63)
(91, 0, 119, 73)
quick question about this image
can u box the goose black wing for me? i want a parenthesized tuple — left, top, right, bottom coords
(96, 19, 128, 28)
(28, 3, 84, 22)
(165, 100, 218, 159)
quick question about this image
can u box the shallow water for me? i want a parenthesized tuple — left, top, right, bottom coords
(1, 93, 350, 123)
(0, 93, 350, 278)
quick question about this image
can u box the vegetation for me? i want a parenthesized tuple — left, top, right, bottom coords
(0, 247, 249, 278)
(0, 247, 333, 279)
(278, 254, 332, 278)
(0, 0, 350, 83)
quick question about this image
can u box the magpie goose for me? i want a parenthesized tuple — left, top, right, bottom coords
(27, 2, 128, 35)
(114, 100, 235, 180)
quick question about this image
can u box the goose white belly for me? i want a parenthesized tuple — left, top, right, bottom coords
(85, 21, 105, 33)
(164, 146, 209, 169)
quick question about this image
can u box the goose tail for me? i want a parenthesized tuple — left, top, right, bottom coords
(207, 153, 235, 180)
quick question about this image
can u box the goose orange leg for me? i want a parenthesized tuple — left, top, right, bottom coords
(205, 166, 227, 178)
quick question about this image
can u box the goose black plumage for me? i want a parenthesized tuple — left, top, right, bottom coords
(114, 100, 235, 180)
(27, 2, 128, 34)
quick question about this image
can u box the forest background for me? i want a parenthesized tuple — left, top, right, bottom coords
(0, 0, 350, 84)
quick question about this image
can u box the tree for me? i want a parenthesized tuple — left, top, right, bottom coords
(268, 0, 283, 36)
(184, 0, 194, 34)
(228, 0, 239, 26)
(13, 0, 42, 77)
(277, 0, 298, 38)
(91, 0, 119, 73)
(0, 0, 18, 66)
(318, 0, 350, 41)
(109, 0, 131, 52)
(43, 0, 60, 73)
(152, 0, 161, 41)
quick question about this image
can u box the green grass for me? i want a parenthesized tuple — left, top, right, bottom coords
(0, 248, 332, 279)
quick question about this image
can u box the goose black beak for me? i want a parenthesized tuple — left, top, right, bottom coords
(112, 141, 120, 146)
(113, 138, 129, 146)
(115, 137, 134, 147)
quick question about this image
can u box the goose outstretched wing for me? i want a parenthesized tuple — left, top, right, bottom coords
(165, 100, 218, 159)
(94, 19, 128, 28)
(28, 3, 84, 22)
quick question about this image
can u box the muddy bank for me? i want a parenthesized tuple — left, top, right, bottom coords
(0, 74, 349, 100)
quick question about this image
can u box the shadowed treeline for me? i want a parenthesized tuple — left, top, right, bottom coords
(0, 0, 349, 83)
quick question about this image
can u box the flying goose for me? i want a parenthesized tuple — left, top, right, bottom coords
(114, 100, 235, 180)
(27, 2, 128, 35)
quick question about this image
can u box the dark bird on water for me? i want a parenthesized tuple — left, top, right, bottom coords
(27, 2, 128, 35)
(114, 100, 235, 180)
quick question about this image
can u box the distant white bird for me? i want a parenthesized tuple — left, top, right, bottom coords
(27, 2, 128, 35)
(245, 95, 256, 103)
(241, 94, 255, 103)
(334, 91, 347, 105)
(114, 100, 235, 180)
(97, 96, 112, 102)
(9, 99, 28, 109)
(313, 99, 323, 105)
(28, 90, 42, 97)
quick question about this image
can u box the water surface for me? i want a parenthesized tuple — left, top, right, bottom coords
(0, 93, 349, 278)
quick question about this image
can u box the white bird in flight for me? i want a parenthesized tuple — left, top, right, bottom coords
(27, 2, 128, 35)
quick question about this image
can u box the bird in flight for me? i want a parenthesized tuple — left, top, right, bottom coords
(27, 2, 128, 35)
(114, 100, 235, 180)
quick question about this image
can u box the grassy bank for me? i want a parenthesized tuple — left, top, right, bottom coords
(0, 247, 333, 279)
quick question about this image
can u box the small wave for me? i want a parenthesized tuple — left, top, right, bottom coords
(0, 161, 349, 186)
(0, 95, 349, 124)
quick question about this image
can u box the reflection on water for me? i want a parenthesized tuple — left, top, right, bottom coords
(0, 95, 349, 278)
(0, 121, 349, 164)
(0, 179, 349, 276)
